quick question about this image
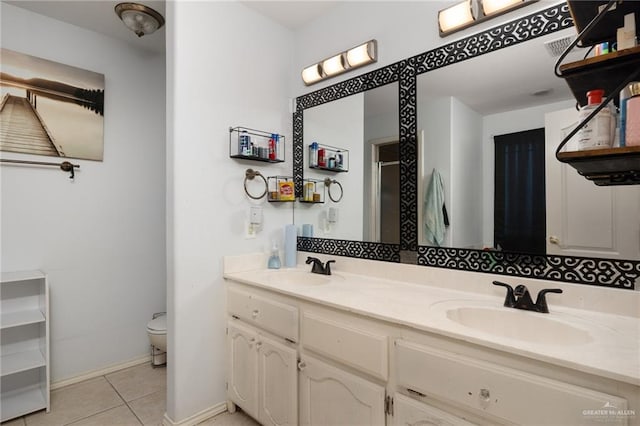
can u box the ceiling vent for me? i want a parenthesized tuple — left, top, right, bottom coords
(544, 35, 575, 57)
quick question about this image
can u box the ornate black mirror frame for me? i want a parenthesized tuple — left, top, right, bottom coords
(294, 2, 640, 289)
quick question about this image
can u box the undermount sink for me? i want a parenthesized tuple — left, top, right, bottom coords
(438, 303, 593, 345)
(265, 269, 332, 286)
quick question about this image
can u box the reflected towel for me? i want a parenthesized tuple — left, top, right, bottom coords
(424, 169, 447, 246)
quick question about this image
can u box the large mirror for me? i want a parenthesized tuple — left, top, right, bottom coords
(416, 26, 640, 262)
(416, 27, 575, 253)
(293, 2, 640, 287)
(297, 83, 399, 243)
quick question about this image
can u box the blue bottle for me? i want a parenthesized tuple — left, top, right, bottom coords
(268, 243, 281, 269)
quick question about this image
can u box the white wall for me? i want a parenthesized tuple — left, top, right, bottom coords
(481, 99, 575, 246)
(0, 3, 166, 382)
(168, 2, 294, 422)
(450, 98, 483, 249)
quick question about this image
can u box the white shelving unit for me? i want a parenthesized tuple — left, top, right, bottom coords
(1, 270, 50, 422)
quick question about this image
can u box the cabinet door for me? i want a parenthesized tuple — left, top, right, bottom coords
(545, 108, 640, 259)
(299, 354, 385, 426)
(227, 321, 259, 420)
(258, 335, 298, 426)
(393, 394, 476, 426)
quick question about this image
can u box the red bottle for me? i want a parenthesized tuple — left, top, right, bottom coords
(268, 135, 276, 160)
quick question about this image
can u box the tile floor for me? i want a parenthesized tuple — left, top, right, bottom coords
(3, 363, 258, 426)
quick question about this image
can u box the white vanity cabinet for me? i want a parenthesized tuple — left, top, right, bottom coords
(225, 270, 638, 426)
(226, 287, 298, 426)
(298, 353, 386, 426)
(0, 270, 50, 422)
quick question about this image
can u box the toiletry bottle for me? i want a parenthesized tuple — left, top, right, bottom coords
(626, 86, 640, 146)
(577, 89, 614, 150)
(268, 242, 281, 269)
(621, 82, 640, 147)
(269, 134, 277, 160)
(336, 151, 343, 169)
(240, 130, 251, 156)
(318, 148, 326, 167)
(310, 142, 318, 167)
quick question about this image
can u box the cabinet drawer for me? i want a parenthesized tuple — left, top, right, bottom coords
(302, 311, 388, 380)
(395, 340, 628, 426)
(227, 287, 298, 342)
(393, 394, 476, 426)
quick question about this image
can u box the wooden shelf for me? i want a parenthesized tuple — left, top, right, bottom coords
(557, 146, 640, 186)
(559, 46, 640, 107)
(566, 0, 640, 47)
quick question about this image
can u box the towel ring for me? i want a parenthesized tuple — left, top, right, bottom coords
(324, 178, 343, 203)
(244, 169, 268, 200)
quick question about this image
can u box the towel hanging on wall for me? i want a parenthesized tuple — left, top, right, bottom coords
(424, 168, 448, 246)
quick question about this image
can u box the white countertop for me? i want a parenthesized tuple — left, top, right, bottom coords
(224, 258, 640, 387)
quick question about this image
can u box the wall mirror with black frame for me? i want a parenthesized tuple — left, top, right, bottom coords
(293, 2, 640, 288)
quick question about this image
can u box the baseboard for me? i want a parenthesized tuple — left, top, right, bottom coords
(51, 354, 151, 390)
(162, 401, 227, 426)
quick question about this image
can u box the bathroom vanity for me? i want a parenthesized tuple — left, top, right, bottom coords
(224, 253, 639, 426)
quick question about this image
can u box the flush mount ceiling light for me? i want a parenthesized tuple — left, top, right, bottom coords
(115, 2, 165, 38)
(438, 0, 538, 37)
(301, 40, 377, 86)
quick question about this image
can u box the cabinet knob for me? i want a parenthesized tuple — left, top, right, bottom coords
(549, 235, 560, 245)
(252, 310, 259, 318)
(255, 341, 262, 350)
(479, 388, 490, 402)
(297, 361, 306, 371)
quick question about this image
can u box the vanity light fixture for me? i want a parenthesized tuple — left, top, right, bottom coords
(438, 0, 538, 37)
(301, 40, 377, 86)
(115, 2, 165, 38)
(438, 0, 475, 35)
(481, 0, 526, 16)
(302, 64, 323, 85)
(322, 54, 346, 77)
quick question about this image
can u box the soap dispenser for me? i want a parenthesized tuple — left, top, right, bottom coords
(268, 242, 281, 269)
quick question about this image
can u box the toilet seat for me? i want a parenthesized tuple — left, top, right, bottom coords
(147, 314, 166, 335)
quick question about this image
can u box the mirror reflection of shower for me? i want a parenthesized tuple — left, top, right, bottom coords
(367, 139, 400, 244)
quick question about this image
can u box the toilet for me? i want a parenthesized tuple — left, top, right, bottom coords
(146, 313, 167, 366)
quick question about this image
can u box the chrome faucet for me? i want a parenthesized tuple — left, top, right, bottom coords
(492, 281, 563, 313)
(305, 257, 335, 275)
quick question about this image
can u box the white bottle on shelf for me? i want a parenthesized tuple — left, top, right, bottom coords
(577, 89, 614, 150)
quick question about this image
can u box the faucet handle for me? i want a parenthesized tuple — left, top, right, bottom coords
(324, 260, 335, 275)
(492, 281, 516, 307)
(534, 288, 563, 313)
